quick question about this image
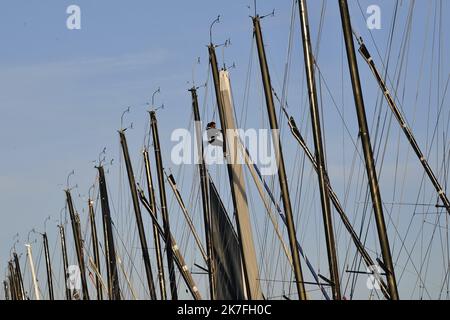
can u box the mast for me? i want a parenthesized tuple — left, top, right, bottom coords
(208, 44, 263, 300)
(7, 261, 17, 300)
(143, 148, 167, 300)
(12, 253, 25, 300)
(358, 38, 450, 216)
(88, 199, 103, 300)
(298, 0, 341, 299)
(65, 189, 90, 300)
(190, 87, 215, 299)
(150, 111, 178, 300)
(3, 281, 9, 301)
(58, 225, 71, 300)
(252, 15, 307, 300)
(25, 244, 40, 300)
(97, 166, 121, 300)
(42, 233, 54, 300)
(338, 0, 399, 300)
(119, 130, 157, 300)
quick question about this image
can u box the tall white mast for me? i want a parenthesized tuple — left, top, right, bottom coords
(219, 69, 263, 299)
(25, 244, 40, 300)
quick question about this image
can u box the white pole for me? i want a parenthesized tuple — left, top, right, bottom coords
(25, 244, 40, 300)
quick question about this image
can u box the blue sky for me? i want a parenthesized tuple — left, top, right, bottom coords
(1, 1, 449, 300)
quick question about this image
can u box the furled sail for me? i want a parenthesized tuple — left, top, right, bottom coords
(209, 179, 245, 300)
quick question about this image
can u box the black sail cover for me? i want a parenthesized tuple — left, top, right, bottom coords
(209, 180, 245, 300)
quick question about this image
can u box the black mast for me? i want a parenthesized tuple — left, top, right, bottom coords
(338, 0, 399, 300)
(65, 189, 90, 300)
(12, 253, 25, 300)
(358, 38, 450, 216)
(88, 199, 103, 300)
(58, 225, 72, 300)
(42, 233, 54, 300)
(7, 261, 18, 300)
(190, 87, 215, 299)
(119, 130, 157, 300)
(150, 111, 178, 300)
(298, 0, 341, 299)
(3, 281, 9, 301)
(97, 166, 121, 300)
(252, 15, 307, 300)
(143, 148, 167, 300)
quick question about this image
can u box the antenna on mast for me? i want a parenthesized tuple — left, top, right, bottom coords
(191, 57, 201, 87)
(150, 88, 164, 113)
(43, 216, 51, 233)
(66, 170, 76, 191)
(209, 15, 220, 45)
(120, 107, 133, 131)
(26, 229, 37, 245)
(152, 87, 161, 108)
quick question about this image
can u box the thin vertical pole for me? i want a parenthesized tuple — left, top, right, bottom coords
(88, 199, 103, 300)
(150, 111, 178, 300)
(3, 281, 9, 301)
(190, 87, 215, 299)
(13, 253, 25, 300)
(252, 15, 307, 300)
(42, 233, 54, 300)
(119, 130, 157, 300)
(58, 225, 72, 300)
(25, 244, 40, 300)
(65, 189, 90, 300)
(8, 261, 17, 300)
(338, 0, 399, 300)
(97, 166, 121, 300)
(143, 148, 167, 300)
(298, 0, 341, 299)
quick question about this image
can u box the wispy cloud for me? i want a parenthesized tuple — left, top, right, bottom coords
(0, 48, 171, 80)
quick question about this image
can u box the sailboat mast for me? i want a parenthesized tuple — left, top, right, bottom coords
(119, 130, 157, 300)
(3, 281, 9, 301)
(88, 199, 103, 300)
(338, 0, 399, 300)
(358, 39, 450, 216)
(65, 189, 90, 300)
(143, 148, 167, 300)
(298, 0, 341, 299)
(42, 233, 54, 300)
(7, 261, 18, 300)
(150, 110, 178, 300)
(12, 253, 25, 300)
(252, 15, 307, 300)
(58, 225, 71, 300)
(97, 166, 121, 300)
(25, 244, 40, 300)
(190, 87, 215, 299)
(208, 45, 263, 300)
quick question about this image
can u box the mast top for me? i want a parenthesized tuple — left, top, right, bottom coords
(120, 106, 133, 131)
(209, 15, 220, 45)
